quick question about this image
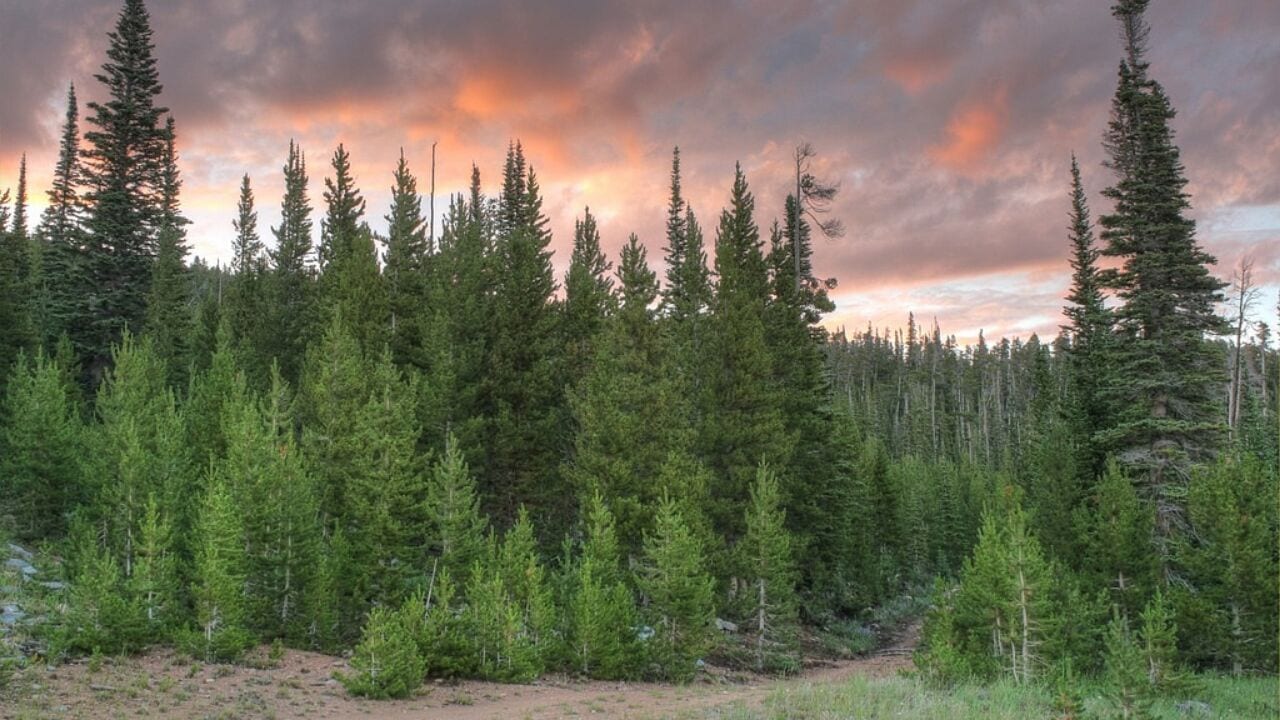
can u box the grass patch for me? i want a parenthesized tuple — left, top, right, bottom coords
(708, 673, 1279, 719)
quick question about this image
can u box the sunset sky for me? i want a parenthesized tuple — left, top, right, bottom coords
(2, 0, 1277, 344)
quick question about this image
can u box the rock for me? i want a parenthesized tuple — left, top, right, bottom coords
(715, 618, 738, 633)
(1, 604, 25, 626)
(1176, 700, 1212, 717)
(7, 543, 33, 561)
(38, 581, 67, 591)
(4, 558, 37, 577)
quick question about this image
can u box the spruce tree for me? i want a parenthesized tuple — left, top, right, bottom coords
(484, 143, 565, 529)
(267, 140, 315, 387)
(225, 174, 268, 385)
(383, 150, 429, 369)
(564, 234, 694, 556)
(1097, 0, 1229, 572)
(424, 433, 489, 585)
(143, 117, 192, 389)
(317, 143, 366, 272)
(740, 462, 799, 672)
(570, 494, 638, 679)
(1075, 460, 1158, 620)
(80, 0, 171, 383)
(340, 604, 426, 698)
(0, 173, 34, 381)
(186, 478, 254, 661)
(317, 145, 386, 352)
(1062, 155, 1111, 479)
(705, 165, 790, 539)
(127, 493, 179, 643)
(300, 311, 369, 527)
(35, 84, 88, 349)
(497, 509, 556, 671)
(637, 494, 716, 682)
(0, 349, 86, 540)
(562, 207, 614, 388)
(345, 350, 428, 611)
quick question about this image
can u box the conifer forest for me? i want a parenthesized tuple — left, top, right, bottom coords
(0, 1, 1276, 717)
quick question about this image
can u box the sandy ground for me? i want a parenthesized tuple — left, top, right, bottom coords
(3, 626, 918, 720)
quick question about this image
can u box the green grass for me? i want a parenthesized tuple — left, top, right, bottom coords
(707, 673, 1279, 719)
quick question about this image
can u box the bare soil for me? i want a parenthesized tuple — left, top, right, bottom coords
(3, 626, 918, 719)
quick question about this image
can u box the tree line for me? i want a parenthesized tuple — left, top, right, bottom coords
(0, 0, 1274, 703)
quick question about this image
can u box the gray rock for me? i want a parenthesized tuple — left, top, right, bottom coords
(715, 618, 738, 633)
(1175, 700, 1212, 717)
(4, 558, 37, 577)
(38, 581, 67, 591)
(7, 543, 33, 561)
(1, 604, 25, 626)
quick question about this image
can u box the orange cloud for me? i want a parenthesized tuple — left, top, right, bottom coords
(884, 54, 950, 95)
(929, 88, 1008, 174)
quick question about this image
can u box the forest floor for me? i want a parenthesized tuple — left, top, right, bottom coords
(2, 625, 919, 720)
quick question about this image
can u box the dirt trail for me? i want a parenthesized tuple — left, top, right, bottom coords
(5, 627, 918, 720)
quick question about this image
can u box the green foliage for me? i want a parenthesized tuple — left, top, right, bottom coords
(266, 140, 316, 388)
(185, 478, 254, 662)
(740, 462, 799, 672)
(569, 495, 638, 679)
(1099, 610, 1154, 720)
(340, 604, 426, 699)
(55, 522, 144, 656)
(638, 495, 715, 682)
(0, 349, 85, 540)
(1075, 460, 1158, 620)
(425, 433, 488, 584)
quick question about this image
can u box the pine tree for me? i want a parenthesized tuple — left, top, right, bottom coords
(344, 350, 428, 612)
(484, 142, 565, 529)
(564, 234, 694, 557)
(424, 433, 489, 585)
(186, 478, 254, 661)
(562, 207, 614, 387)
(1097, 0, 1229, 573)
(127, 493, 179, 643)
(225, 174, 268, 385)
(705, 165, 790, 539)
(570, 494, 638, 679)
(383, 150, 429, 369)
(267, 140, 315, 387)
(1075, 460, 1158, 620)
(0, 170, 34, 381)
(318, 143, 367, 272)
(497, 509, 556, 671)
(35, 84, 88, 349)
(143, 117, 192, 389)
(58, 523, 144, 655)
(219, 367, 321, 641)
(300, 312, 369, 527)
(1178, 453, 1278, 673)
(638, 494, 716, 682)
(0, 350, 86, 540)
(1100, 610, 1154, 720)
(80, 0, 171, 384)
(340, 604, 426, 699)
(1061, 155, 1111, 479)
(740, 462, 799, 672)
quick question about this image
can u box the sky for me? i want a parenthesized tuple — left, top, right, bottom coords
(2, 0, 1278, 345)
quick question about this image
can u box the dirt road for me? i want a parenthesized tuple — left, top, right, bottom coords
(5, 628, 918, 719)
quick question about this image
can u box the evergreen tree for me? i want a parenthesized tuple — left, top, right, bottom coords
(225, 174, 268, 385)
(340, 604, 426, 699)
(570, 494, 638, 679)
(1097, 0, 1229, 572)
(484, 143, 565, 529)
(564, 234, 694, 556)
(317, 143, 366, 271)
(57, 523, 143, 655)
(266, 140, 315, 387)
(638, 494, 716, 682)
(35, 84, 88, 349)
(1100, 611, 1153, 720)
(424, 433, 489, 585)
(301, 312, 369, 527)
(127, 493, 179, 643)
(219, 367, 321, 642)
(740, 462, 799, 672)
(1075, 460, 1158, 620)
(1062, 155, 1111, 479)
(344, 350, 428, 612)
(383, 150, 429, 369)
(80, 0, 171, 383)
(1177, 454, 1278, 673)
(562, 207, 614, 387)
(143, 117, 192, 389)
(0, 349, 86, 540)
(186, 478, 254, 661)
(0, 171, 34, 381)
(705, 165, 790, 539)
(497, 509, 556, 671)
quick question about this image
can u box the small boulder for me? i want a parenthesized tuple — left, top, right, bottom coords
(715, 618, 738, 633)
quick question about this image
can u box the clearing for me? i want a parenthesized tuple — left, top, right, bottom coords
(3, 626, 918, 720)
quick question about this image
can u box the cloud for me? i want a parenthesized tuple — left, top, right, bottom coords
(2, 0, 1277, 337)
